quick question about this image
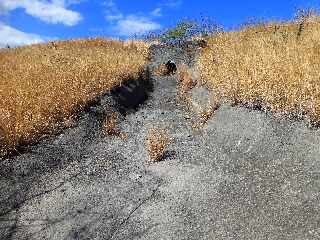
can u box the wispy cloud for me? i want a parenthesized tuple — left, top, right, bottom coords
(104, 0, 123, 21)
(103, 0, 124, 21)
(149, 0, 182, 20)
(151, 8, 162, 17)
(0, 0, 82, 26)
(0, 23, 46, 48)
(160, 0, 182, 8)
(52, 0, 85, 6)
(116, 15, 161, 36)
(104, 0, 162, 37)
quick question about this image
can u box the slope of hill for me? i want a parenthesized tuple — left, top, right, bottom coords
(196, 17, 320, 126)
(0, 38, 149, 158)
(0, 40, 320, 240)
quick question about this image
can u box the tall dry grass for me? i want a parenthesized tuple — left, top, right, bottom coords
(196, 16, 320, 125)
(0, 38, 149, 157)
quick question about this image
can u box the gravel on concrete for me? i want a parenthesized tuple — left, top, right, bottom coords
(0, 42, 320, 240)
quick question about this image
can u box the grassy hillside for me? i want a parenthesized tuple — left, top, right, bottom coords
(196, 15, 320, 125)
(0, 38, 149, 157)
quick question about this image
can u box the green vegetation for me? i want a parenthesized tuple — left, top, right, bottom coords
(145, 17, 221, 43)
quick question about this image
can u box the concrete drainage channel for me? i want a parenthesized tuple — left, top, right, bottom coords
(1, 42, 320, 240)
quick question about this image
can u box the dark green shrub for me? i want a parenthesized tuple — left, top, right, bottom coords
(143, 17, 222, 44)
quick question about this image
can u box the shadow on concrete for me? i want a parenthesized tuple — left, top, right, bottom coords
(111, 68, 153, 115)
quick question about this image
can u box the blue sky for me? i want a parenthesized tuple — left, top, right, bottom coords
(0, 0, 319, 47)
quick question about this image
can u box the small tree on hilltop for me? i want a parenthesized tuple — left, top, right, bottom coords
(142, 17, 222, 44)
(161, 20, 197, 42)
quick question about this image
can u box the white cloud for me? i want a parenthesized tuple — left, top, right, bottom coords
(0, 0, 82, 26)
(106, 13, 123, 21)
(103, 0, 116, 7)
(161, 0, 182, 8)
(116, 15, 161, 36)
(0, 23, 45, 48)
(52, 0, 84, 6)
(104, 1, 162, 37)
(151, 8, 162, 17)
(104, 0, 123, 21)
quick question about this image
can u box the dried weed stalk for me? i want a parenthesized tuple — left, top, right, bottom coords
(146, 128, 170, 163)
(153, 64, 169, 76)
(103, 112, 128, 139)
(103, 112, 119, 135)
(192, 102, 220, 130)
(177, 64, 197, 99)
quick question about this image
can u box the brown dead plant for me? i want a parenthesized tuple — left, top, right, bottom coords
(192, 101, 220, 130)
(146, 128, 170, 163)
(177, 64, 197, 99)
(103, 112, 128, 139)
(153, 64, 169, 76)
(103, 112, 118, 135)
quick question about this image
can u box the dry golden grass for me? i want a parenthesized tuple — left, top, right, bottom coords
(177, 64, 197, 98)
(196, 16, 320, 124)
(191, 103, 220, 130)
(0, 38, 149, 157)
(176, 64, 219, 128)
(103, 112, 119, 135)
(146, 128, 170, 163)
(153, 64, 169, 77)
(103, 112, 128, 139)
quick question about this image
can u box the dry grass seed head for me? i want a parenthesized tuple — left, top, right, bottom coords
(146, 128, 170, 163)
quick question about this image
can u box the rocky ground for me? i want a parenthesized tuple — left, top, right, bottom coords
(1, 42, 320, 240)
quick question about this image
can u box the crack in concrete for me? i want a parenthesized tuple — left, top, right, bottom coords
(0, 172, 81, 218)
(108, 184, 160, 240)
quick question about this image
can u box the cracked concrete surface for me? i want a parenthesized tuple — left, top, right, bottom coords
(1, 42, 320, 239)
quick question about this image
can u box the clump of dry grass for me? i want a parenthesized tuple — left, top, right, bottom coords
(177, 64, 197, 98)
(192, 103, 220, 130)
(102, 112, 128, 139)
(103, 112, 119, 135)
(153, 64, 169, 77)
(196, 15, 320, 125)
(0, 38, 149, 157)
(146, 128, 170, 163)
(176, 64, 219, 128)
